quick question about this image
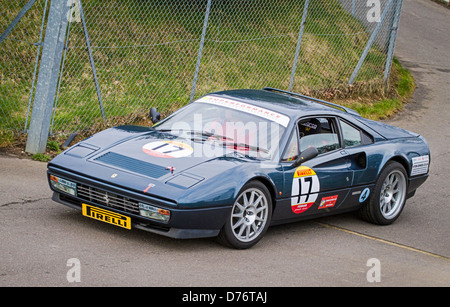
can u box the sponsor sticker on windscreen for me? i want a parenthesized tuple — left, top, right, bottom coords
(197, 95, 290, 127)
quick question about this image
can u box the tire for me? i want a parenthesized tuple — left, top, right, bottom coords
(218, 181, 272, 249)
(359, 161, 408, 225)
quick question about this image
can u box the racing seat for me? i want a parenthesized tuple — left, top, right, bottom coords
(299, 118, 323, 152)
(299, 118, 321, 137)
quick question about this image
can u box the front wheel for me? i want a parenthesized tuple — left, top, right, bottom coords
(359, 161, 408, 225)
(218, 181, 272, 249)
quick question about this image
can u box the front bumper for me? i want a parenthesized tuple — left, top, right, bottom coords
(48, 168, 231, 239)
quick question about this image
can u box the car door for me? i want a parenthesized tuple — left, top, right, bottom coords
(334, 117, 378, 206)
(278, 116, 354, 219)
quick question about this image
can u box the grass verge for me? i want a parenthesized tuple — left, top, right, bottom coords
(306, 57, 415, 120)
(343, 58, 415, 119)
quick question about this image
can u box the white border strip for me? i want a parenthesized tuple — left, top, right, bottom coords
(196, 95, 290, 127)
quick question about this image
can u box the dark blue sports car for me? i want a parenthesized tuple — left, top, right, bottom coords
(47, 88, 430, 249)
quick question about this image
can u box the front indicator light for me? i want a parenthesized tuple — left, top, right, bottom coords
(139, 203, 170, 222)
(49, 175, 77, 196)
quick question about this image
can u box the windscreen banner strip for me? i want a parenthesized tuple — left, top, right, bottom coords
(197, 95, 290, 127)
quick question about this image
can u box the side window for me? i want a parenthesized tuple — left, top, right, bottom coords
(281, 129, 299, 162)
(298, 117, 339, 155)
(339, 119, 373, 147)
(340, 120, 361, 147)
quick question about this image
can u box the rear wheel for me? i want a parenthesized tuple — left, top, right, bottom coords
(218, 181, 272, 249)
(359, 161, 408, 225)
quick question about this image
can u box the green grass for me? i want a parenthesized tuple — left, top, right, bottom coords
(394, 58, 415, 97)
(31, 153, 51, 162)
(349, 98, 403, 119)
(29, 140, 62, 162)
(0, 130, 15, 148)
(339, 58, 416, 120)
(46, 140, 61, 153)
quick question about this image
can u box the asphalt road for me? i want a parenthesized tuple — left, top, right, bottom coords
(1, 0, 449, 287)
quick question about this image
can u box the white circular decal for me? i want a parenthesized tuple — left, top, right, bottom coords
(142, 141, 193, 158)
(291, 166, 320, 214)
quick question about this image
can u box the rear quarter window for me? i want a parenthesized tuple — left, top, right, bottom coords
(340, 119, 373, 147)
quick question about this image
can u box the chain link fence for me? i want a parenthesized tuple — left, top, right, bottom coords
(1, 0, 402, 143)
(0, 0, 48, 133)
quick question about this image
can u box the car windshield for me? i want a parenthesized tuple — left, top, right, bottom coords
(153, 95, 289, 160)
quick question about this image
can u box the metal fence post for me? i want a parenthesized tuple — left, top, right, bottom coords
(25, 0, 69, 154)
(384, 0, 403, 86)
(189, 0, 212, 104)
(24, 0, 49, 133)
(348, 0, 395, 85)
(288, 0, 310, 92)
(50, 1, 73, 136)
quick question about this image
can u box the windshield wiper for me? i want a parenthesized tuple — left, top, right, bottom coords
(189, 130, 233, 141)
(155, 129, 232, 142)
(156, 129, 173, 132)
(221, 141, 269, 154)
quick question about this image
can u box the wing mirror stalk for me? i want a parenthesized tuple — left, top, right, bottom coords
(150, 107, 161, 124)
(291, 147, 319, 168)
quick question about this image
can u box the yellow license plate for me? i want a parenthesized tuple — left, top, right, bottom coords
(82, 203, 131, 230)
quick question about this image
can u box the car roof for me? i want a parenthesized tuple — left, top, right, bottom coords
(207, 88, 361, 120)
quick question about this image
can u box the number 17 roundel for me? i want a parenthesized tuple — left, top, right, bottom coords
(291, 166, 320, 214)
(142, 141, 193, 158)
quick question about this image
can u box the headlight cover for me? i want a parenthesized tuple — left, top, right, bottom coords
(49, 174, 77, 196)
(139, 202, 170, 222)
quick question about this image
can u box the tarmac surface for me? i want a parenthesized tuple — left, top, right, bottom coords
(1, 0, 449, 287)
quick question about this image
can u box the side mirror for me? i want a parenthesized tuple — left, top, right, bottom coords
(291, 146, 319, 168)
(150, 107, 161, 124)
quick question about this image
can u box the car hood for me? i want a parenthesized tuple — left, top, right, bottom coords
(90, 133, 216, 178)
(48, 127, 254, 203)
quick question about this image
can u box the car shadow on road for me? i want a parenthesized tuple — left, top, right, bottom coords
(53, 204, 369, 252)
(54, 207, 222, 250)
